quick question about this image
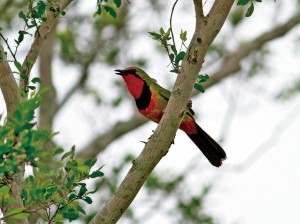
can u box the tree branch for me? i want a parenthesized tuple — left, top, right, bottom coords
(0, 46, 20, 116)
(0, 46, 28, 224)
(204, 12, 300, 88)
(77, 114, 147, 160)
(19, 0, 74, 93)
(39, 21, 58, 129)
(90, 1, 235, 223)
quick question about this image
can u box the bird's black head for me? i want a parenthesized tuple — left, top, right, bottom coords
(115, 68, 137, 76)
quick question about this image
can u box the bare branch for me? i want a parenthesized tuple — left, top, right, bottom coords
(193, 0, 204, 20)
(77, 115, 147, 160)
(39, 21, 58, 129)
(170, 0, 179, 48)
(0, 46, 20, 116)
(90, 1, 234, 223)
(204, 12, 300, 88)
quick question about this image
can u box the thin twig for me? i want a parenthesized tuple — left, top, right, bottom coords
(0, 33, 18, 62)
(170, 0, 179, 51)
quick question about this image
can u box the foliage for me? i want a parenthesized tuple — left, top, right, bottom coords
(0, 92, 104, 223)
(236, 0, 262, 17)
(149, 27, 187, 74)
(95, 0, 122, 18)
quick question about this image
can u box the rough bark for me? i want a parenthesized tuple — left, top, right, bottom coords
(0, 46, 28, 224)
(89, 0, 235, 223)
(0, 46, 20, 116)
(39, 21, 58, 130)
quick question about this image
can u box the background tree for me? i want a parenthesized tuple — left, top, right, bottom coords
(0, 0, 300, 223)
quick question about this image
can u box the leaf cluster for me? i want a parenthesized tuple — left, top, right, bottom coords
(237, 0, 262, 17)
(149, 27, 187, 74)
(0, 91, 104, 223)
(95, 0, 122, 18)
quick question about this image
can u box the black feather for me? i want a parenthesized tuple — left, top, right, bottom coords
(187, 123, 227, 167)
(135, 82, 151, 110)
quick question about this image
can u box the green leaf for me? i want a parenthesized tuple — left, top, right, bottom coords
(68, 193, 77, 200)
(180, 30, 187, 42)
(0, 186, 10, 194)
(169, 53, 174, 62)
(14, 60, 23, 73)
(194, 83, 205, 93)
(196, 74, 209, 83)
(0, 26, 2, 31)
(61, 146, 75, 160)
(12, 212, 29, 220)
(76, 205, 86, 214)
(246, 3, 254, 17)
(31, 77, 42, 84)
(6, 207, 25, 216)
(175, 51, 185, 64)
(170, 45, 177, 55)
(89, 170, 104, 178)
(148, 32, 162, 41)
(159, 27, 165, 35)
(19, 11, 28, 22)
(63, 212, 79, 221)
(114, 0, 121, 7)
(17, 31, 24, 44)
(37, 1, 46, 17)
(104, 6, 116, 18)
(78, 186, 87, 197)
(53, 147, 64, 155)
(237, 0, 249, 5)
(255, 0, 262, 2)
(84, 158, 97, 167)
(28, 85, 36, 90)
(83, 196, 93, 204)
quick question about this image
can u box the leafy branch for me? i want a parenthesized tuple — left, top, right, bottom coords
(0, 91, 104, 223)
(95, 0, 122, 18)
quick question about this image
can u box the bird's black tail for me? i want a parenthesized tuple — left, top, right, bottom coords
(187, 123, 227, 167)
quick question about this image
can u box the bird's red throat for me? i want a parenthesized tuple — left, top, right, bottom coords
(122, 74, 144, 99)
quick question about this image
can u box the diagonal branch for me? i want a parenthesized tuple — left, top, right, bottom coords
(0, 46, 27, 224)
(90, 1, 235, 223)
(0, 46, 21, 116)
(19, 0, 74, 93)
(77, 114, 147, 159)
(204, 12, 300, 88)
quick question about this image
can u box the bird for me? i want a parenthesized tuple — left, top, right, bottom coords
(115, 67, 226, 167)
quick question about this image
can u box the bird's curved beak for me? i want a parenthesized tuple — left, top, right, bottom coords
(115, 69, 126, 76)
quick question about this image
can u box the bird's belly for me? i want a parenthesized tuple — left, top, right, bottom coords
(138, 99, 165, 123)
(138, 108, 163, 123)
(138, 100, 197, 135)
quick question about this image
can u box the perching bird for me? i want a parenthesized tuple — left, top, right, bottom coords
(115, 67, 226, 167)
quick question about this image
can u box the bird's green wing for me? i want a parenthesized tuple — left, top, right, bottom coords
(156, 83, 171, 102)
(156, 83, 195, 117)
